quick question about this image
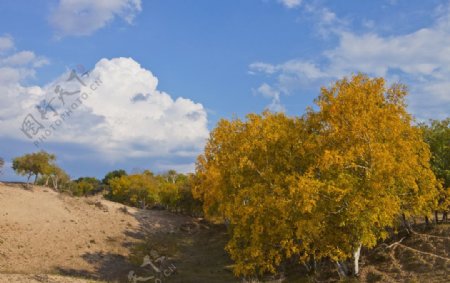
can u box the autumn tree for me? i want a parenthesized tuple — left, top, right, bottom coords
(70, 177, 102, 196)
(12, 151, 56, 186)
(193, 74, 439, 279)
(194, 111, 321, 277)
(157, 171, 203, 215)
(158, 171, 182, 210)
(38, 164, 70, 191)
(109, 172, 159, 209)
(420, 118, 450, 221)
(308, 74, 439, 276)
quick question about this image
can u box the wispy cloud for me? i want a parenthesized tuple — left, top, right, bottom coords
(250, 3, 450, 119)
(49, 0, 142, 37)
(0, 35, 14, 53)
(278, 0, 302, 9)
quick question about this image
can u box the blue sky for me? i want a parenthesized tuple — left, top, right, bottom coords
(0, 0, 449, 181)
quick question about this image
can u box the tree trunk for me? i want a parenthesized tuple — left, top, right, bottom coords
(434, 211, 439, 224)
(353, 243, 362, 276)
(443, 211, 448, 222)
(304, 255, 316, 274)
(26, 174, 32, 188)
(402, 213, 411, 234)
(336, 261, 349, 279)
(34, 174, 39, 184)
(425, 216, 430, 226)
(52, 176, 59, 191)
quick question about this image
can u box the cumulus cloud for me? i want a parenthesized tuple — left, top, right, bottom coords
(0, 37, 49, 123)
(250, 4, 450, 119)
(78, 57, 209, 158)
(0, 56, 209, 162)
(49, 0, 142, 36)
(0, 51, 49, 68)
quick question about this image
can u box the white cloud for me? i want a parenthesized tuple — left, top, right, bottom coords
(278, 0, 302, 9)
(250, 4, 450, 119)
(155, 162, 196, 174)
(302, 4, 348, 38)
(0, 35, 14, 53)
(0, 38, 49, 122)
(0, 51, 49, 68)
(0, 57, 209, 161)
(250, 60, 329, 110)
(49, 0, 142, 36)
(254, 83, 284, 112)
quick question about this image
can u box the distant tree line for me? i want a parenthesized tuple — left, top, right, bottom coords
(106, 169, 202, 216)
(7, 151, 201, 216)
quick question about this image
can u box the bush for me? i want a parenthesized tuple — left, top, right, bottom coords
(109, 172, 159, 209)
(69, 177, 102, 196)
(102, 169, 127, 185)
(105, 170, 203, 215)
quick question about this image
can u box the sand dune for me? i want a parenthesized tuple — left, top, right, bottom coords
(0, 183, 189, 282)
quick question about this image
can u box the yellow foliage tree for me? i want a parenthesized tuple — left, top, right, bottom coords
(109, 172, 159, 209)
(193, 74, 440, 278)
(194, 112, 322, 277)
(309, 74, 439, 276)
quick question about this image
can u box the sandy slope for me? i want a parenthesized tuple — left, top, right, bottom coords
(0, 183, 190, 282)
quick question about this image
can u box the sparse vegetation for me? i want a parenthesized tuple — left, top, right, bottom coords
(37, 164, 71, 191)
(106, 170, 202, 215)
(70, 177, 103, 196)
(12, 151, 56, 186)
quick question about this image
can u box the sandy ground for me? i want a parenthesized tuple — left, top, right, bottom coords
(0, 183, 191, 282)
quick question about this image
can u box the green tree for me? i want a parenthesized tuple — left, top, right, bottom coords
(102, 169, 127, 185)
(0, 157, 4, 174)
(157, 171, 202, 215)
(12, 151, 56, 186)
(38, 164, 71, 191)
(176, 175, 203, 216)
(420, 118, 450, 220)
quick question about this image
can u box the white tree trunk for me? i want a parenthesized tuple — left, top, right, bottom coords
(353, 243, 362, 276)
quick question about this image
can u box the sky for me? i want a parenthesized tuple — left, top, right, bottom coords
(0, 0, 449, 181)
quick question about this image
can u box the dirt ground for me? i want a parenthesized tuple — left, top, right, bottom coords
(1, 182, 449, 283)
(0, 183, 192, 282)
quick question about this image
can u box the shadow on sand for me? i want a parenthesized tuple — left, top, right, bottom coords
(54, 206, 235, 283)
